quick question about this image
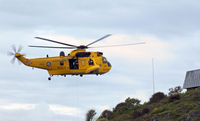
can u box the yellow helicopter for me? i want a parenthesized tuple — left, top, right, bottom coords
(8, 34, 145, 80)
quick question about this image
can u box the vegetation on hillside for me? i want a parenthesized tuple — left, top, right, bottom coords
(94, 86, 200, 121)
(86, 109, 97, 121)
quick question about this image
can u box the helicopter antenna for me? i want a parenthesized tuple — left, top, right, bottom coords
(152, 58, 155, 94)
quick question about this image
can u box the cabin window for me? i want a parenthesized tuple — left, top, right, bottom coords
(102, 57, 107, 63)
(60, 61, 64, 66)
(89, 59, 94, 65)
(76, 52, 91, 57)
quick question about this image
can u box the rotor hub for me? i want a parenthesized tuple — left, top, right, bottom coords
(77, 45, 88, 49)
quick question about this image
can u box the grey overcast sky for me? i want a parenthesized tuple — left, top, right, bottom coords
(1, 0, 200, 121)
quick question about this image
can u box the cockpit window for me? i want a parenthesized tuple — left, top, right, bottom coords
(108, 62, 111, 67)
(97, 52, 103, 56)
(76, 52, 91, 57)
(102, 57, 107, 63)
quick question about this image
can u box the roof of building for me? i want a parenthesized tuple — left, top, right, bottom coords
(183, 69, 200, 89)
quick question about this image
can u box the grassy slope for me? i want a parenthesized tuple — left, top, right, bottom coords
(98, 88, 200, 121)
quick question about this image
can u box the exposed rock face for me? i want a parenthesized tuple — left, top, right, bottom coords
(186, 110, 200, 121)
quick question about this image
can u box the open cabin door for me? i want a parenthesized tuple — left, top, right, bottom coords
(69, 59, 79, 69)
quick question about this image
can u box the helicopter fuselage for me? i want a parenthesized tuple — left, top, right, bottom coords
(15, 49, 111, 77)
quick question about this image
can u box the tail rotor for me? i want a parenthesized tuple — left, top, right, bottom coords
(8, 45, 23, 64)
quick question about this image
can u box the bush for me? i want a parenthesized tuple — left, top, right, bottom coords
(86, 109, 96, 121)
(125, 97, 141, 106)
(142, 108, 150, 114)
(132, 110, 142, 119)
(96, 118, 108, 121)
(113, 102, 127, 112)
(152, 107, 158, 113)
(168, 86, 182, 96)
(168, 94, 180, 102)
(149, 92, 166, 103)
(113, 97, 141, 113)
(99, 110, 113, 120)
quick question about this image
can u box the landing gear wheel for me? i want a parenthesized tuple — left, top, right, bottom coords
(80, 74, 83, 77)
(48, 77, 51, 81)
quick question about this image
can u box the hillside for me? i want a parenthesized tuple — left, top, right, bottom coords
(97, 87, 200, 121)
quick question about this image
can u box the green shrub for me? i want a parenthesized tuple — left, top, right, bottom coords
(99, 110, 113, 120)
(168, 86, 182, 96)
(168, 94, 180, 102)
(96, 118, 108, 121)
(132, 110, 142, 119)
(86, 109, 96, 121)
(113, 102, 127, 113)
(149, 92, 166, 103)
(142, 108, 150, 114)
(125, 97, 141, 106)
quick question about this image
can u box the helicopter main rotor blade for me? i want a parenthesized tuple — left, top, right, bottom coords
(29, 45, 75, 49)
(8, 51, 15, 56)
(89, 42, 146, 48)
(17, 45, 23, 53)
(35, 37, 78, 47)
(12, 45, 17, 53)
(11, 56, 16, 64)
(86, 34, 112, 47)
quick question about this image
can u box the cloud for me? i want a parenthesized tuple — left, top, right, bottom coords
(0, 103, 35, 110)
(102, 34, 174, 62)
(0, 102, 83, 121)
(49, 105, 82, 116)
(1, 0, 200, 38)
